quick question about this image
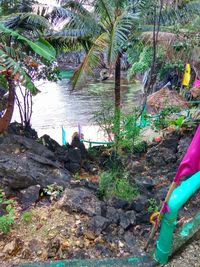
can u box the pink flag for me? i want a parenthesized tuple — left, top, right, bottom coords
(174, 126, 200, 184)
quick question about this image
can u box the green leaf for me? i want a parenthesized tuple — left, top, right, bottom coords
(0, 24, 56, 61)
(29, 38, 56, 61)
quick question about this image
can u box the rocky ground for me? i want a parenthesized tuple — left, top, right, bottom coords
(166, 231, 200, 267)
(0, 123, 199, 266)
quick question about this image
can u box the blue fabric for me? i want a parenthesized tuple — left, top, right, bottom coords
(62, 126, 67, 145)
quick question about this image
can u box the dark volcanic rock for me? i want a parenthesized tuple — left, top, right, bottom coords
(40, 134, 84, 173)
(108, 197, 129, 210)
(58, 187, 102, 216)
(3, 134, 55, 160)
(0, 135, 71, 190)
(155, 186, 169, 201)
(177, 137, 192, 164)
(119, 210, 136, 230)
(136, 211, 151, 224)
(128, 160, 145, 175)
(124, 231, 137, 251)
(159, 133, 179, 152)
(0, 153, 71, 190)
(71, 135, 87, 159)
(135, 177, 155, 191)
(88, 215, 110, 234)
(106, 206, 120, 224)
(146, 146, 177, 166)
(129, 196, 149, 213)
(8, 122, 38, 140)
(39, 134, 62, 153)
(19, 185, 41, 209)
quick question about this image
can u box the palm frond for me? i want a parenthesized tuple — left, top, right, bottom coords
(72, 32, 109, 89)
(94, 0, 114, 26)
(108, 12, 136, 64)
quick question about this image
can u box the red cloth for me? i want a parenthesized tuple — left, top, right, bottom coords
(174, 126, 200, 184)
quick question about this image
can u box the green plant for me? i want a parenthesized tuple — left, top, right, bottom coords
(73, 173, 81, 180)
(42, 183, 64, 201)
(92, 100, 115, 142)
(148, 198, 159, 213)
(128, 47, 152, 78)
(153, 106, 182, 131)
(21, 211, 32, 223)
(99, 170, 138, 201)
(114, 178, 138, 201)
(0, 189, 15, 234)
(118, 110, 141, 152)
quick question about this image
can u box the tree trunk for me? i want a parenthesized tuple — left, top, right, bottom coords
(114, 53, 121, 143)
(0, 78, 15, 133)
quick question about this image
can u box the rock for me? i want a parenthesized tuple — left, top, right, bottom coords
(21, 248, 32, 259)
(58, 187, 102, 216)
(64, 147, 82, 173)
(8, 122, 38, 140)
(106, 206, 120, 224)
(3, 238, 23, 256)
(8, 135, 55, 160)
(177, 137, 192, 164)
(136, 211, 151, 224)
(40, 136, 84, 174)
(160, 133, 179, 152)
(129, 196, 149, 213)
(166, 171, 177, 182)
(71, 135, 87, 159)
(47, 239, 60, 258)
(108, 197, 129, 210)
(146, 146, 177, 167)
(119, 210, 136, 230)
(28, 239, 41, 254)
(39, 134, 62, 153)
(128, 160, 145, 175)
(19, 185, 41, 209)
(156, 186, 169, 201)
(84, 230, 97, 240)
(0, 152, 71, 190)
(88, 215, 110, 234)
(124, 231, 136, 251)
(0, 135, 71, 191)
(82, 161, 98, 174)
(72, 179, 98, 191)
(134, 177, 155, 192)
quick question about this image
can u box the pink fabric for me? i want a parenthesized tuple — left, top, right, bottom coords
(161, 202, 170, 214)
(194, 79, 200, 88)
(174, 126, 200, 184)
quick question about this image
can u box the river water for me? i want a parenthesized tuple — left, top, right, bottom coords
(13, 78, 142, 145)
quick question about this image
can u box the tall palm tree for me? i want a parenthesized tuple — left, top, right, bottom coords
(46, 0, 139, 140)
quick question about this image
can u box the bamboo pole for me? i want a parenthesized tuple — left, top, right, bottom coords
(144, 181, 177, 251)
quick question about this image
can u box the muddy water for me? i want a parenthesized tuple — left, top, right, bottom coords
(13, 78, 142, 144)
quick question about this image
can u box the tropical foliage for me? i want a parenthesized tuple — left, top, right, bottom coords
(0, 15, 56, 132)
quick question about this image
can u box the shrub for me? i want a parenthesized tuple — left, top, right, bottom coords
(99, 170, 138, 201)
(21, 211, 32, 223)
(41, 183, 64, 201)
(148, 198, 159, 213)
(0, 189, 15, 234)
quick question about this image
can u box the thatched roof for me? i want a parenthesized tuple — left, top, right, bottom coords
(146, 87, 188, 114)
(140, 32, 184, 46)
